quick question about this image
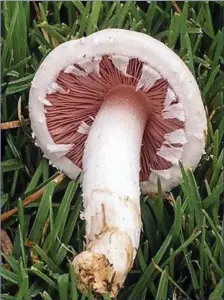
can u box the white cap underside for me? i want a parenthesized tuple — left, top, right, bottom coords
(29, 29, 207, 193)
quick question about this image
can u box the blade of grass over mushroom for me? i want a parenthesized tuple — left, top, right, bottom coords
(103, 293, 111, 300)
(88, 291, 94, 300)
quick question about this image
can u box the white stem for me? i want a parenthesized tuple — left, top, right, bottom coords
(72, 86, 149, 297)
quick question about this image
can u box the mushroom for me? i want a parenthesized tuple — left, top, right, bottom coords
(29, 29, 207, 298)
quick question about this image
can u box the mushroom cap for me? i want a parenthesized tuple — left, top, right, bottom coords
(29, 29, 207, 194)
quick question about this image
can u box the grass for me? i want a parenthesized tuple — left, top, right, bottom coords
(1, 1, 223, 300)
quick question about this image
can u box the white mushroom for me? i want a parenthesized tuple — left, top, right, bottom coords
(29, 29, 207, 298)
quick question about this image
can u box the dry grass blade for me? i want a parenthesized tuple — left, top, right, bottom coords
(1, 119, 30, 130)
(1, 230, 13, 256)
(172, 1, 182, 14)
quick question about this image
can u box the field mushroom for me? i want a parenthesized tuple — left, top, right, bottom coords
(29, 29, 207, 298)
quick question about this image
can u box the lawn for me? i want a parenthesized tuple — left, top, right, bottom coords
(1, 1, 223, 300)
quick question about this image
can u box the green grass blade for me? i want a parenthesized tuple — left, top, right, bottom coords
(208, 278, 224, 300)
(1, 267, 18, 285)
(34, 244, 62, 274)
(129, 228, 173, 299)
(30, 267, 57, 289)
(2, 158, 23, 173)
(43, 180, 79, 253)
(155, 267, 169, 300)
(87, 1, 102, 35)
(69, 263, 78, 300)
(29, 181, 57, 243)
(58, 274, 69, 300)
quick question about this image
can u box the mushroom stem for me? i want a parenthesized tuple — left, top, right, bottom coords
(72, 86, 149, 297)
